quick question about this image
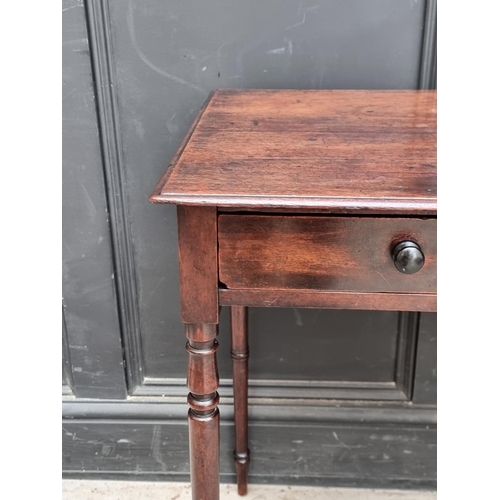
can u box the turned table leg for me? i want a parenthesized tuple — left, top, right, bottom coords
(230, 306, 250, 495)
(186, 323, 220, 500)
(177, 205, 220, 500)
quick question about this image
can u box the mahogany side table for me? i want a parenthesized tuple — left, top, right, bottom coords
(150, 89, 437, 500)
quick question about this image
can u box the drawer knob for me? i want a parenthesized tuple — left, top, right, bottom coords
(392, 241, 425, 274)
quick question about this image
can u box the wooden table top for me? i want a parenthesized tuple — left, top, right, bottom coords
(150, 89, 436, 215)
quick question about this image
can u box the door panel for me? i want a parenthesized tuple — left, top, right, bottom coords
(106, 0, 428, 392)
(62, 0, 126, 399)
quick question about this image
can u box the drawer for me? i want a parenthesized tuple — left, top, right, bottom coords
(218, 215, 436, 293)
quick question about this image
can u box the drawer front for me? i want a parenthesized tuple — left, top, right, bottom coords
(218, 215, 436, 293)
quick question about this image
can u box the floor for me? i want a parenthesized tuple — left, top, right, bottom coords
(62, 481, 437, 500)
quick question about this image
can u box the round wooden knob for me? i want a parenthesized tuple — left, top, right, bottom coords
(392, 241, 425, 274)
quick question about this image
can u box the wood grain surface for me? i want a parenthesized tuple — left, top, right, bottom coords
(150, 90, 436, 215)
(218, 215, 436, 294)
(177, 206, 219, 324)
(219, 289, 437, 313)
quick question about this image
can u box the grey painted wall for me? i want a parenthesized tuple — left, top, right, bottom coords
(62, 0, 437, 487)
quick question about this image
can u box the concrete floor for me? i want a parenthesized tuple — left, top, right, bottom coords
(62, 481, 437, 500)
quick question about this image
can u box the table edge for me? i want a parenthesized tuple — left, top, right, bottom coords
(149, 193, 437, 216)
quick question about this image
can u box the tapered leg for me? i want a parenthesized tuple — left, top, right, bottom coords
(186, 323, 220, 500)
(230, 306, 250, 495)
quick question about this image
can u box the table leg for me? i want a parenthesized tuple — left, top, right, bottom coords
(186, 323, 220, 500)
(230, 306, 250, 495)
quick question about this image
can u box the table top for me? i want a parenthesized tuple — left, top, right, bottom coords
(150, 89, 436, 215)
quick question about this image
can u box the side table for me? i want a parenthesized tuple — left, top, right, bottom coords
(150, 89, 437, 500)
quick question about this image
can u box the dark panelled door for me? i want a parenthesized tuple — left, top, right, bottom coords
(63, 0, 436, 487)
